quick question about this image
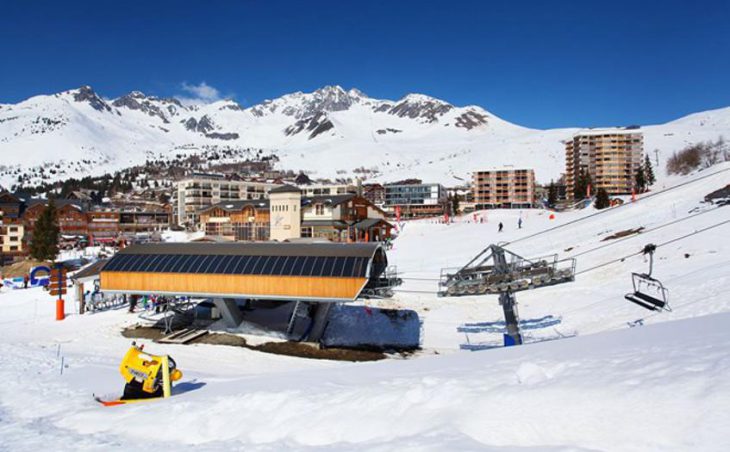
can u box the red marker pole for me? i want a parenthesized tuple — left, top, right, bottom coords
(55, 265, 65, 321)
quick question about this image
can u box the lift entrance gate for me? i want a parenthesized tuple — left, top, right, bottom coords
(438, 244, 576, 345)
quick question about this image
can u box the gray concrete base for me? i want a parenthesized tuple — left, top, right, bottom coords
(212, 298, 244, 328)
(307, 302, 333, 342)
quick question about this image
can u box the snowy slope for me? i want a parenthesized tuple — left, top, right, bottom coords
(2, 85, 729, 187)
(387, 163, 730, 350)
(0, 165, 729, 450)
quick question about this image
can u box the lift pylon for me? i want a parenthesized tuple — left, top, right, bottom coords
(439, 244, 576, 346)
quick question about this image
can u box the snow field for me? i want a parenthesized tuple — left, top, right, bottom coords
(0, 164, 728, 450)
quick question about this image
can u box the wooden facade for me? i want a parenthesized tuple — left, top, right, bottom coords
(99, 242, 386, 302)
(101, 272, 367, 301)
(199, 202, 271, 241)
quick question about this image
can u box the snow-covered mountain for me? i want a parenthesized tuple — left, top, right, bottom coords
(1, 84, 728, 187)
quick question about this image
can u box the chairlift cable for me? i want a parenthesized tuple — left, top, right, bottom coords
(575, 219, 730, 276)
(569, 205, 725, 259)
(558, 259, 730, 317)
(503, 167, 729, 247)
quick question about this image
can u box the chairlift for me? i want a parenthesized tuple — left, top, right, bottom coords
(625, 244, 670, 311)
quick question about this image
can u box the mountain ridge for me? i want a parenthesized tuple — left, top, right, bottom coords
(1, 84, 728, 188)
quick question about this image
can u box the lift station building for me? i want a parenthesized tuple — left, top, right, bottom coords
(100, 242, 390, 303)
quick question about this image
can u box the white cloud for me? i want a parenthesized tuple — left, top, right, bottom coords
(176, 81, 227, 106)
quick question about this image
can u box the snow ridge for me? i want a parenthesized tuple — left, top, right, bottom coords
(1, 85, 729, 187)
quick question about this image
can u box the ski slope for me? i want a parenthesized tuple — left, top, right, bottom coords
(388, 163, 730, 350)
(0, 164, 729, 450)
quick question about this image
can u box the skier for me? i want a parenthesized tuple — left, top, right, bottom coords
(518, 218, 523, 229)
(128, 295, 138, 313)
(498, 222, 504, 233)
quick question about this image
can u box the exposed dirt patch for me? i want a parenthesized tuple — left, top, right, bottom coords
(122, 325, 386, 362)
(1, 259, 52, 278)
(122, 325, 164, 340)
(602, 227, 644, 241)
(252, 341, 385, 362)
(195, 332, 247, 347)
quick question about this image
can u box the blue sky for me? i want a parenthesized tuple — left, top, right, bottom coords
(1, 0, 728, 128)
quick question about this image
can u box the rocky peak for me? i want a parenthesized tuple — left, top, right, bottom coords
(388, 93, 454, 123)
(216, 99, 244, 111)
(304, 85, 357, 115)
(71, 86, 111, 113)
(112, 91, 185, 123)
(183, 115, 215, 134)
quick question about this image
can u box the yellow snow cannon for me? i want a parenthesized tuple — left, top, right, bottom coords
(96, 342, 182, 406)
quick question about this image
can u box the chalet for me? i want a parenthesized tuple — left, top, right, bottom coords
(87, 209, 120, 245)
(201, 186, 392, 243)
(199, 200, 271, 241)
(23, 199, 88, 239)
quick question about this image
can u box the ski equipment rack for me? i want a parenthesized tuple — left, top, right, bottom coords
(625, 244, 670, 311)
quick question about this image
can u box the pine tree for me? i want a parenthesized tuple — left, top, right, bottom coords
(450, 194, 460, 215)
(635, 166, 646, 193)
(585, 171, 593, 197)
(29, 200, 60, 261)
(595, 188, 611, 209)
(644, 154, 656, 186)
(547, 181, 558, 207)
(574, 168, 588, 199)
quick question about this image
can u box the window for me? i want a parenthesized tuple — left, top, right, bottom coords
(315, 204, 324, 215)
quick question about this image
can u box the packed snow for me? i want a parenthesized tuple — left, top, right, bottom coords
(0, 164, 728, 450)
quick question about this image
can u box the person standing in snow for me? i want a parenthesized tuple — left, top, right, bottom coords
(518, 218, 523, 229)
(23, 274, 29, 289)
(128, 295, 138, 313)
(498, 222, 504, 233)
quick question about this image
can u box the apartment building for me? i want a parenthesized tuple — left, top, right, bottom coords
(472, 168, 536, 209)
(172, 173, 279, 227)
(362, 183, 385, 206)
(0, 192, 27, 261)
(383, 182, 447, 217)
(565, 128, 643, 200)
(87, 210, 120, 245)
(0, 223, 24, 259)
(297, 183, 356, 197)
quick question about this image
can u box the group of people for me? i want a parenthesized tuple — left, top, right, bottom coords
(498, 218, 523, 233)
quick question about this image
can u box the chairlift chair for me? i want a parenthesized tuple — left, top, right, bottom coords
(625, 244, 670, 312)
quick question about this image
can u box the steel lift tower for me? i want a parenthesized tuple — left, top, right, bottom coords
(438, 244, 576, 345)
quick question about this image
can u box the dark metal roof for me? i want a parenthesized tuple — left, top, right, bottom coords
(115, 242, 381, 258)
(269, 184, 301, 194)
(72, 259, 108, 281)
(301, 219, 348, 228)
(302, 194, 355, 207)
(27, 198, 85, 211)
(103, 243, 383, 279)
(199, 199, 270, 213)
(352, 218, 392, 230)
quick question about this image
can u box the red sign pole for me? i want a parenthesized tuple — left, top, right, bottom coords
(54, 264, 65, 321)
